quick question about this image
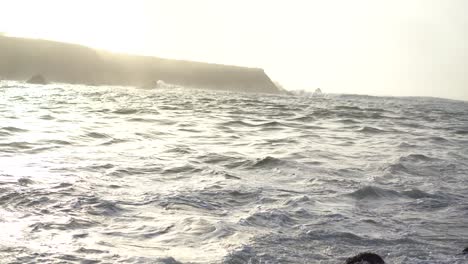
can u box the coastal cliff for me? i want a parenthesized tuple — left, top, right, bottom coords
(0, 36, 281, 94)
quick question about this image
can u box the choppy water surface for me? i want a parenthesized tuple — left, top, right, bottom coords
(1, 81, 467, 263)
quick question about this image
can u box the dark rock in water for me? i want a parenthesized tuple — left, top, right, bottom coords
(345, 252, 385, 264)
(463, 247, 468, 254)
(27, 74, 48, 84)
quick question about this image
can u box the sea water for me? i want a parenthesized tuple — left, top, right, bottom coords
(0, 81, 467, 263)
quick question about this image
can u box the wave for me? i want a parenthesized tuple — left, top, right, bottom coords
(75, 247, 109, 254)
(86, 200, 123, 216)
(400, 188, 435, 199)
(122, 257, 182, 264)
(346, 186, 434, 200)
(163, 146, 195, 155)
(383, 163, 411, 174)
(1, 126, 28, 133)
(357, 126, 386, 133)
(53, 182, 74, 189)
(0, 130, 12, 137)
(112, 108, 140, 115)
(0, 141, 35, 152)
(41, 139, 73, 145)
(251, 156, 284, 168)
(1, 84, 28, 89)
(30, 217, 98, 232)
(347, 186, 400, 200)
(197, 152, 240, 165)
(288, 115, 315, 122)
(224, 156, 292, 170)
(219, 120, 285, 128)
(224, 228, 423, 263)
(337, 118, 360, 124)
(300, 229, 418, 247)
(39, 114, 55, 120)
(312, 108, 334, 118)
(172, 217, 234, 239)
(283, 195, 312, 207)
(199, 187, 262, 207)
(302, 229, 364, 242)
(102, 223, 175, 240)
(425, 136, 450, 142)
(157, 187, 261, 214)
(85, 132, 111, 139)
(17, 177, 34, 186)
(240, 209, 297, 228)
(335, 105, 362, 111)
(158, 194, 223, 212)
(454, 130, 468, 135)
(161, 164, 201, 175)
(398, 142, 417, 148)
(399, 154, 438, 162)
(127, 117, 159, 123)
(100, 138, 127, 146)
(108, 165, 162, 177)
(223, 246, 260, 264)
(365, 107, 386, 112)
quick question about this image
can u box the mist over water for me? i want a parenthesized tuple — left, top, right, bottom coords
(1, 81, 467, 263)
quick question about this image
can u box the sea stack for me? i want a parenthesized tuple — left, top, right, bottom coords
(313, 88, 323, 97)
(26, 74, 48, 85)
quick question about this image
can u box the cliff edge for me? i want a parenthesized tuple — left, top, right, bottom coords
(0, 36, 281, 94)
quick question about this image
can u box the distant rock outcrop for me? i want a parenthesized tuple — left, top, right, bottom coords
(26, 74, 48, 84)
(313, 88, 323, 97)
(140, 80, 158, 89)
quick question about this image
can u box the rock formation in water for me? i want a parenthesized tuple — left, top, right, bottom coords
(26, 74, 48, 84)
(0, 35, 281, 94)
(345, 252, 385, 264)
(313, 88, 323, 96)
(140, 80, 158, 89)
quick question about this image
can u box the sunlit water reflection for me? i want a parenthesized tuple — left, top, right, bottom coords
(1, 81, 467, 263)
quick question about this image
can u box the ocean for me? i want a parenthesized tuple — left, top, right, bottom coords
(0, 81, 467, 263)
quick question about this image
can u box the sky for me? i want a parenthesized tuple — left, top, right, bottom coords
(1, 0, 467, 100)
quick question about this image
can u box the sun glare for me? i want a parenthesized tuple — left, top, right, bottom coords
(3, 0, 150, 54)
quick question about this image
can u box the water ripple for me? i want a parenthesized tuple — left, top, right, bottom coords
(0, 83, 467, 263)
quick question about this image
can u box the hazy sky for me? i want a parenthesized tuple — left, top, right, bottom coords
(1, 0, 467, 100)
